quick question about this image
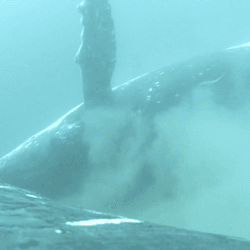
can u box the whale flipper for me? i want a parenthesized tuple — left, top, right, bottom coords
(75, 0, 116, 108)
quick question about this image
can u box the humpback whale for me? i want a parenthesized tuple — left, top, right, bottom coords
(0, 43, 249, 198)
(0, 0, 250, 241)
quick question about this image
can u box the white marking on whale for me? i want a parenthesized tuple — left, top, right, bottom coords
(66, 218, 142, 227)
(199, 73, 226, 86)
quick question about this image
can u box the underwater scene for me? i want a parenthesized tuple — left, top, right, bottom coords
(1, 0, 250, 249)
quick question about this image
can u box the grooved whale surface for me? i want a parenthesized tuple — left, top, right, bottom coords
(0, 180, 250, 250)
